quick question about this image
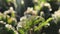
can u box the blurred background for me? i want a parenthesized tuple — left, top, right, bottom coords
(0, 0, 60, 34)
